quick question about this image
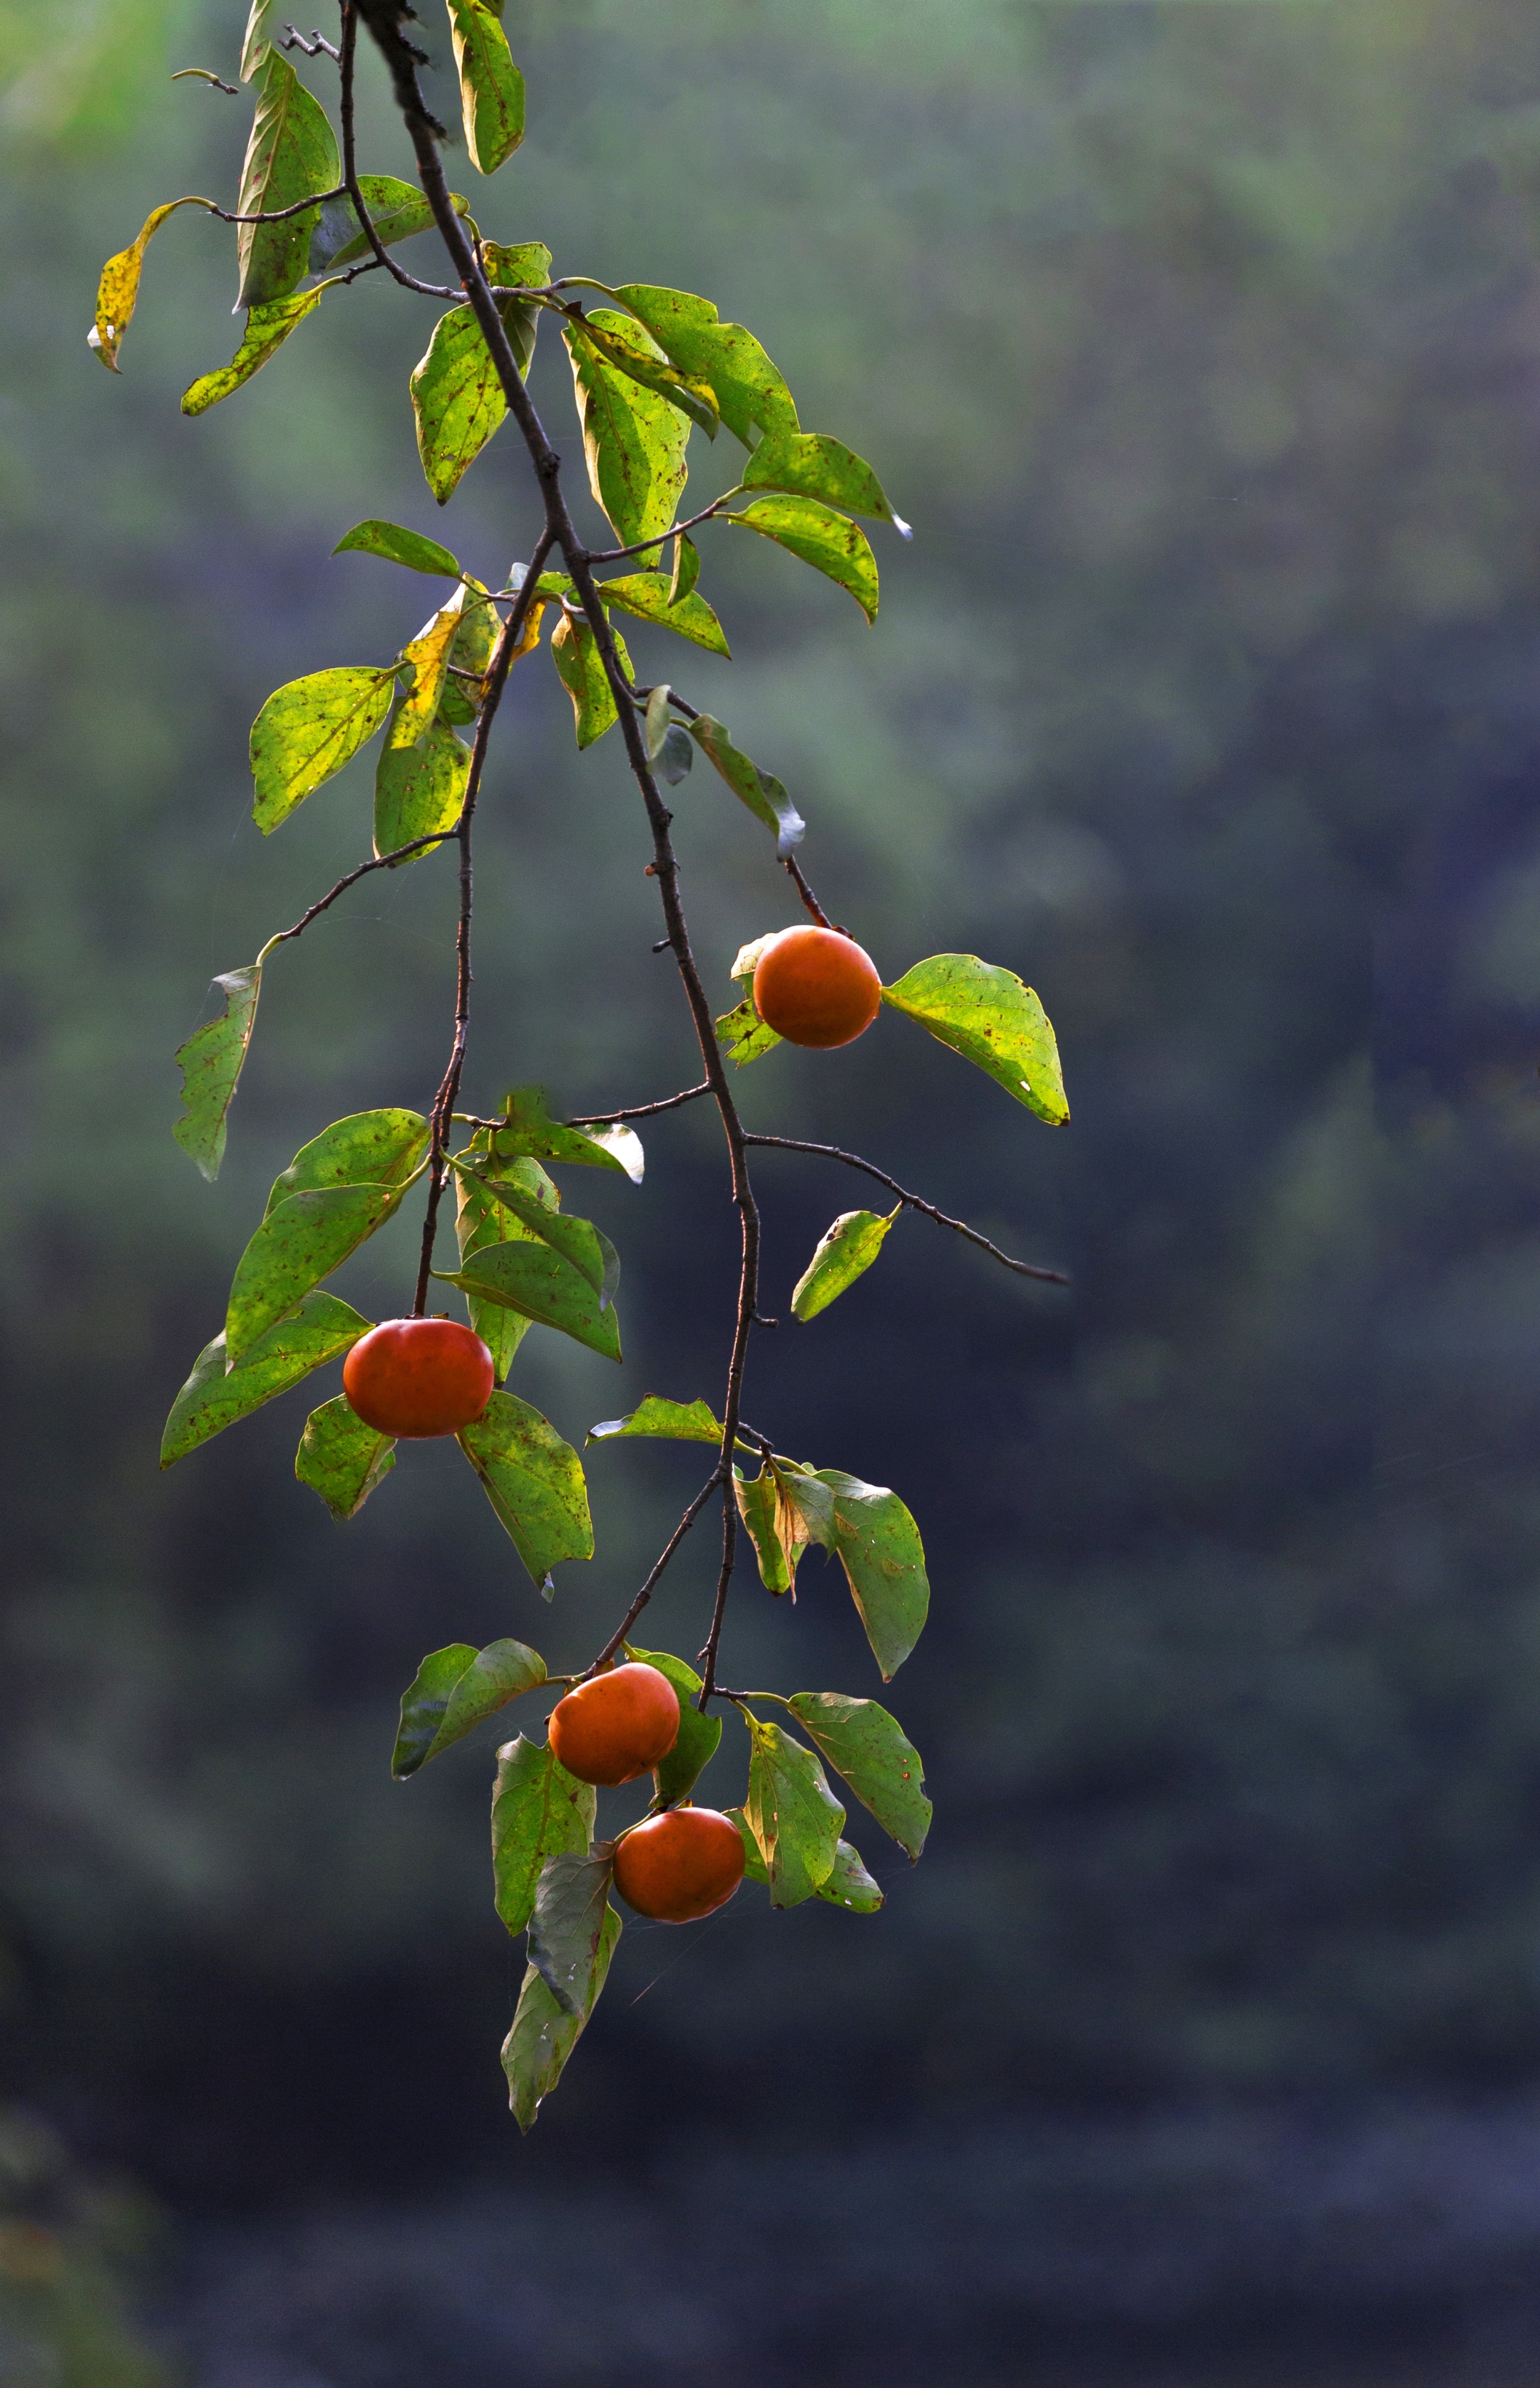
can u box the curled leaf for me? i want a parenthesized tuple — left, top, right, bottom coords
(182, 285, 330, 417)
(689, 715, 804, 858)
(173, 960, 262, 1180)
(91, 195, 211, 373)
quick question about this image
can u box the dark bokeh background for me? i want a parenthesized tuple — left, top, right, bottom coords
(8, 0, 1540, 2378)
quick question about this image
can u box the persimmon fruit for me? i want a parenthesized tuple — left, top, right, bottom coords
(548, 1662, 681, 1786)
(342, 1316, 495, 1438)
(612, 1806, 746, 1922)
(752, 925, 883, 1049)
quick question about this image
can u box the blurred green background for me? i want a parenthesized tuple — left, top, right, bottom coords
(9, 0, 1540, 2379)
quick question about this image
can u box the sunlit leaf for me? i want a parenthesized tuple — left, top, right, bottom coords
(669, 532, 699, 605)
(491, 1734, 595, 1935)
(724, 1805, 768, 1885)
(627, 1646, 721, 1807)
(528, 1848, 617, 2017)
(240, 0, 277, 80)
(90, 195, 209, 374)
(881, 953, 1069, 1124)
(732, 1459, 806, 1597)
(488, 1087, 645, 1184)
(595, 573, 729, 657)
(566, 309, 719, 441)
(441, 1240, 622, 1363)
(503, 1905, 618, 2131)
(689, 714, 805, 857)
(727, 493, 879, 623)
(392, 1637, 547, 1778)
(469, 1171, 619, 1306)
(786, 1691, 930, 1859)
(457, 1390, 595, 1591)
(742, 1717, 844, 1907)
(453, 1144, 547, 1383)
(714, 994, 781, 1067)
(249, 665, 394, 832)
(374, 704, 471, 861)
(564, 311, 691, 550)
(741, 429, 908, 531)
(235, 49, 339, 308)
(172, 961, 262, 1179)
(817, 1839, 885, 1912)
(227, 1184, 406, 1363)
(483, 240, 553, 289)
(790, 1209, 897, 1322)
(612, 284, 798, 449)
(267, 1109, 429, 1210)
(333, 518, 463, 579)
(587, 1395, 722, 1445)
(295, 1394, 395, 1518)
(781, 1467, 930, 1681)
(550, 610, 615, 749)
(160, 1291, 371, 1467)
(182, 285, 329, 417)
(393, 588, 466, 746)
(309, 176, 472, 272)
(411, 297, 540, 505)
(447, 0, 525, 175)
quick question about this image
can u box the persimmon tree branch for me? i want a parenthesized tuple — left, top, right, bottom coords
(743, 1134, 1068, 1283)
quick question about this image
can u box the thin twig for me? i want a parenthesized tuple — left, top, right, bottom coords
(632, 681, 843, 931)
(584, 494, 742, 568)
(172, 67, 240, 94)
(210, 185, 346, 225)
(743, 1134, 1068, 1283)
(337, 4, 461, 302)
(280, 24, 342, 59)
(588, 1469, 727, 1674)
(257, 829, 458, 955)
(568, 1082, 711, 1125)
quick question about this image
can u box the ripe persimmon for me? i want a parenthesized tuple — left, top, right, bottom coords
(752, 925, 883, 1049)
(342, 1316, 495, 1438)
(549, 1662, 680, 1786)
(612, 1806, 746, 1922)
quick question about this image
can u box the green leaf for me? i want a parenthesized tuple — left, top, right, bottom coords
(249, 665, 395, 833)
(483, 240, 553, 289)
(267, 1108, 430, 1211)
(732, 1460, 806, 1598)
(309, 177, 472, 273)
(160, 1291, 371, 1467)
(491, 1734, 596, 1936)
(468, 1172, 619, 1306)
(566, 309, 719, 441)
(550, 610, 615, 749)
(453, 1146, 548, 1383)
(741, 429, 908, 531)
(657, 724, 694, 785)
(173, 962, 262, 1180)
(564, 311, 691, 550)
(881, 953, 1069, 1125)
(392, 1637, 546, 1778)
(790, 1209, 897, 1322)
(528, 1848, 617, 2017)
(714, 994, 782, 1068)
(90, 195, 209, 374)
(333, 518, 464, 579)
(727, 494, 879, 624)
(786, 1691, 930, 1860)
(457, 1390, 595, 1592)
(411, 297, 539, 505)
(587, 1395, 722, 1445)
(441, 1241, 622, 1364)
(235, 50, 339, 309)
(392, 590, 466, 747)
(612, 285, 798, 449)
(374, 705, 471, 861)
(595, 573, 729, 658)
(240, 0, 277, 80)
(781, 1468, 930, 1681)
(689, 714, 804, 857)
(182, 286, 329, 417)
(743, 1718, 844, 1908)
(295, 1393, 395, 1519)
(489, 1087, 645, 1183)
(625, 1646, 722, 1807)
(228, 1185, 408, 1363)
(503, 1905, 618, 2131)
(817, 1838, 885, 1912)
(724, 1805, 769, 1885)
(669, 533, 699, 605)
(447, 0, 525, 175)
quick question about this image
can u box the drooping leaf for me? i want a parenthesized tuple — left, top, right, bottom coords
(491, 1734, 596, 1935)
(595, 573, 729, 658)
(781, 1468, 930, 1681)
(160, 1291, 372, 1467)
(453, 1146, 548, 1382)
(612, 285, 799, 449)
(786, 1691, 930, 1860)
(503, 1905, 619, 2131)
(446, 0, 524, 175)
(266, 1110, 429, 1211)
(491, 1087, 645, 1183)
(411, 296, 539, 505)
(457, 1390, 595, 1591)
(441, 1241, 622, 1364)
(470, 1172, 618, 1306)
(227, 1185, 407, 1363)
(173, 962, 262, 1180)
(669, 533, 700, 605)
(90, 195, 209, 373)
(727, 494, 879, 623)
(392, 589, 466, 747)
(733, 1460, 807, 1598)
(724, 1805, 769, 1885)
(309, 177, 473, 272)
(657, 724, 694, 785)
(550, 610, 615, 749)
(182, 285, 329, 417)
(566, 310, 719, 441)
(240, 0, 277, 80)
(564, 311, 690, 550)
(742, 1717, 844, 1908)
(729, 933, 779, 982)
(249, 665, 395, 833)
(587, 1395, 722, 1446)
(790, 1209, 896, 1322)
(627, 1647, 721, 1807)
(688, 715, 804, 858)
(483, 240, 553, 289)
(333, 518, 464, 579)
(881, 953, 1069, 1125)
(741, 429, 908, 531)
(392, 1637, 547, 1778)
(235, 49, 339, 309)
(714, 994, 783, 1068)
(295, 1394, 395, 1519)
(374, 705, 471, 861)
(817, 1839, 885, 1912)
(527, 1848, 617, 2017)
